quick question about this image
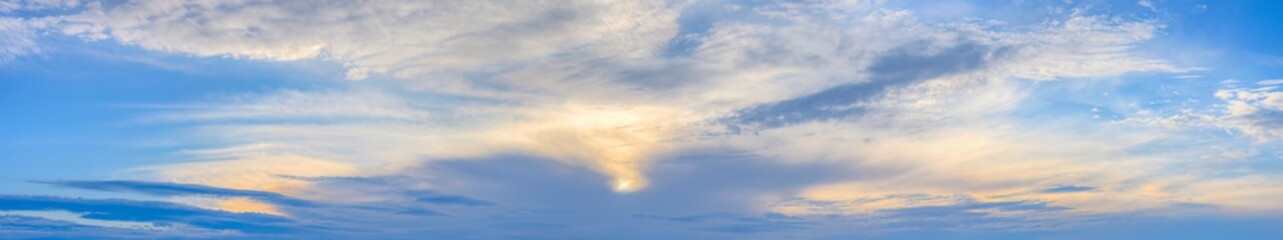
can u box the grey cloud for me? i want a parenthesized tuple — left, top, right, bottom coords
(725, 42, 1005, 129)
(410, 190, 496, 207)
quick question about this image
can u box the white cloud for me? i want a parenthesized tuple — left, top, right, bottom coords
(142, 89, 433, 122)
(992, 16, 1183, 80)
(0, 0, 81, 12)
(1257, 79, 1283, 86)
(1130, 85, 1283, 142)
(1214, 87, 1283, 141)
(0, 17, 37, 62)
(1138, 0, 1156, 11)
(53, 0, 681, 80)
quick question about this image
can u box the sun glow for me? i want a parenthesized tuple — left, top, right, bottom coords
(614, 180, 636, 193)
(505, 103, 696, 193)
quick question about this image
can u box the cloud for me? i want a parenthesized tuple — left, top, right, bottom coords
(8, 146, 1283, 239)
(0, 195, 296, 234)
(143, 89, 433, 122)
(410, 190, 494, 207)
(1258, 79, 1283, 86)
(11, 8, 1199, 232)
(3, 179, 524, 237)
(722, 114, 1243, 217)
(0, 193, 449, 238)
(1214, 87, 1283, 141)
(52, 0, 680, 80)
(1, 0, 89, 62)
(995, 16, 1183, 80)
(16, 1, 1281, 238)
(1122, 78, 1283, 145)
(0, 17, 37, 62)
(726, 42, 1003, 128)
(137, 154, 363, 196)
(39, 180, 313, 207)
(0, 0, 81, 12)
(1138, 0, 1156, 11)
(0, 214, 231, 239)
(85, 0, 1187, 198)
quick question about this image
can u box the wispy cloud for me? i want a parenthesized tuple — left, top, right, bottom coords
(0, 195, 295, 234)
(39, 180, 314, 206)
(0, 17, 37, 62)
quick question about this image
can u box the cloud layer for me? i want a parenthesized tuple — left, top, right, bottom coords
(3, 0, 1283, 238)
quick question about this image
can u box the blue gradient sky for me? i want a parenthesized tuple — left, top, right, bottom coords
(2, 0, 1283, 239)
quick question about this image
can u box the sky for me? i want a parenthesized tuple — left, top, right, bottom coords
(2, 0, 1283, 239)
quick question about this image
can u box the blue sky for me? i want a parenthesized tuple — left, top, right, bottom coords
(2, 0, 1283, 239)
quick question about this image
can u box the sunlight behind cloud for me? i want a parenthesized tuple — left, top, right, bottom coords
(502, 103, 696, 192)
